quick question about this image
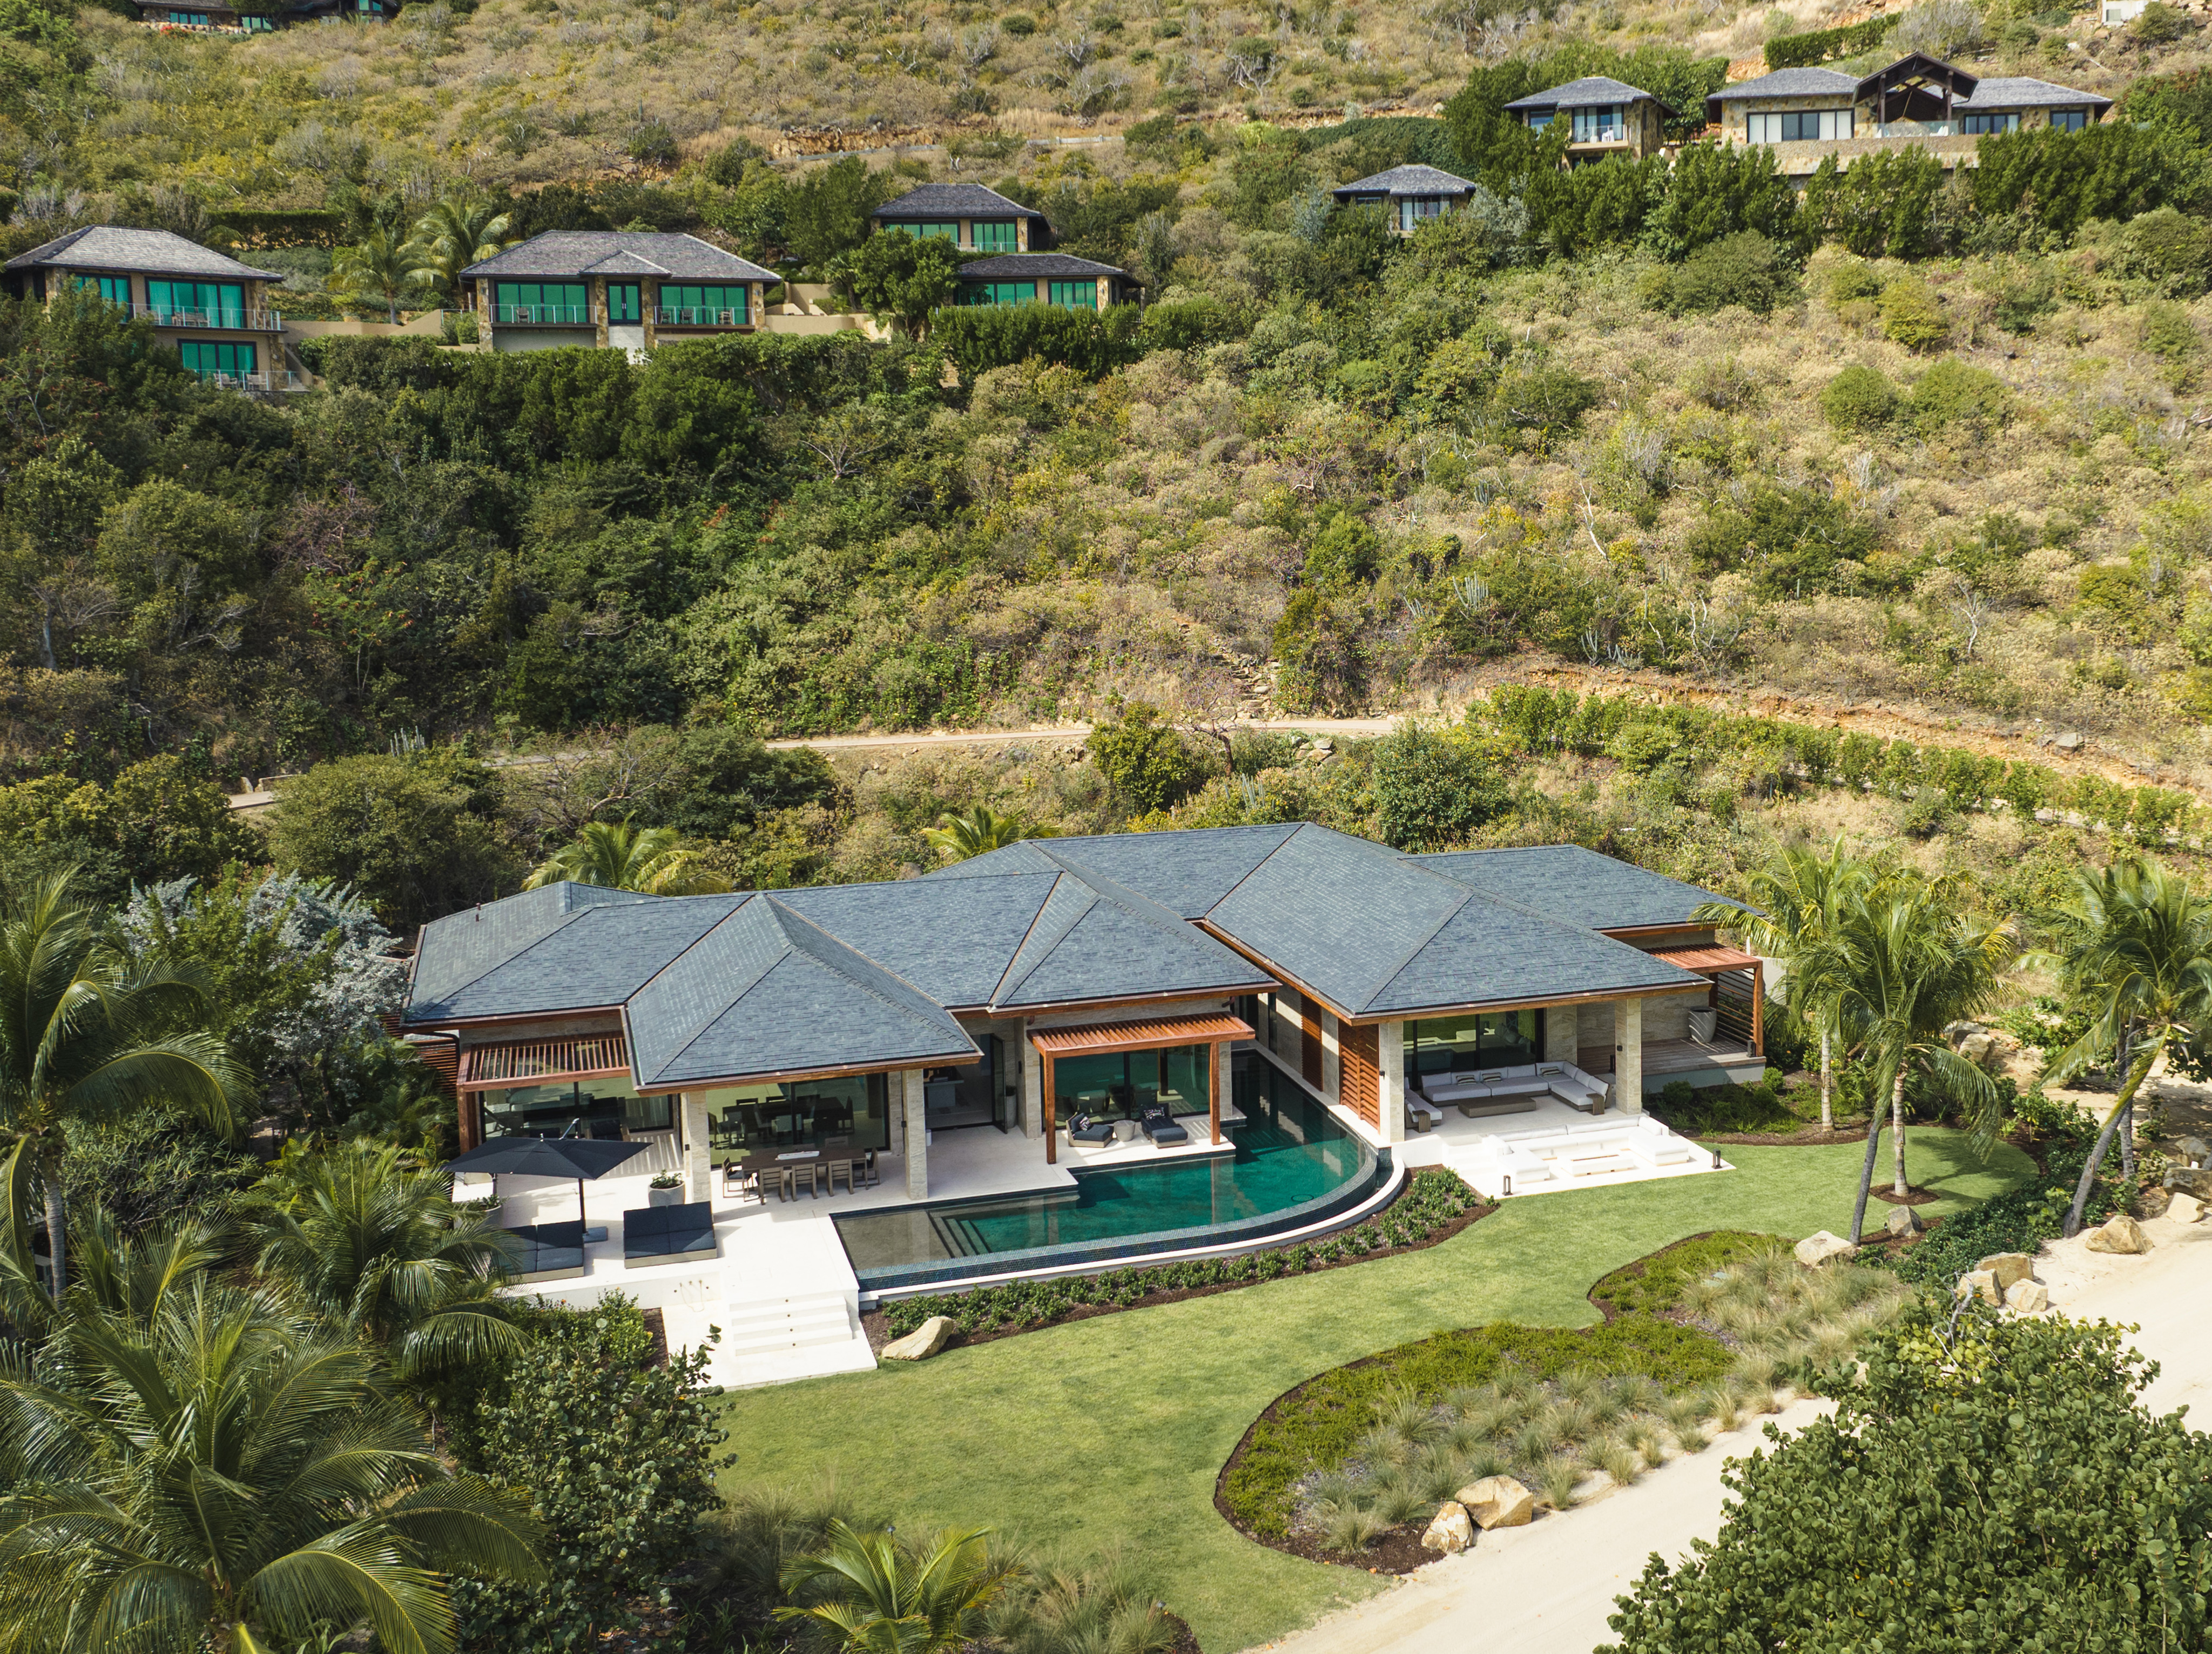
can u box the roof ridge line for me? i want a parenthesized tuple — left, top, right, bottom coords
(623, 894, 768, 1082)
(763, 895, 970, 1039)
(982, 863, 1073, 1007)
(1190, 821, 1305, 920)
(987, 865, 1100, 1008)
(421, 895, 603, 1015)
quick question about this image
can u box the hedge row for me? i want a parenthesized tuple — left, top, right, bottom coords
(879, 1168, 1482, 1339)
(1765, 12, 1899, 70)
(1477, 685, 2210, 845)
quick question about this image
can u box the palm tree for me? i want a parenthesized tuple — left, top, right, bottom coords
(406, 196, 520, 302)
(0, 869, 248, 1305)
(0, 1274, 542, 1654)
(2033, 855, 2212, 1237)
(1806, 873, 2014, 1244)
(1693, 837, 1873, 1133)
(332, 226, 426, 323)
(247, 1139, 525, 1382)
(922, 805, 1054, 863)
(777, 1521, 1020, 1654)
(525, 820, 733, 895)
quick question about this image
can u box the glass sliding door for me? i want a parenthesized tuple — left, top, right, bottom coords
(698, 1075, 892, 1164)
(1051, 1045, 1211, 1120)
(1402, 1009, 1545, 1077)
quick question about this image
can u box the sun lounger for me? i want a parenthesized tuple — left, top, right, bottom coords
(1140, 1105, 1188, 1146)
(1066, 1112, 1115, 1146)
(623, 1201, 718, 1268)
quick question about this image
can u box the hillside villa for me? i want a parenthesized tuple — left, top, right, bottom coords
(1331, 164, 1485, 232)
(868, 183, 1135, 309)
(3, 226, 301, 390)
(402, 825, 1765, 1385)
(458, 231, 782, 354)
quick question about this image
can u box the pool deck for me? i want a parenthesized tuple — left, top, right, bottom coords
(1397, 1098, 1730, 1199)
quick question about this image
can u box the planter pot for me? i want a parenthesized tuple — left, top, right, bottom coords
(648, 1185, 683, 1207)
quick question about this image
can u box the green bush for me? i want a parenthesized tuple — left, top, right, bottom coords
(1878, 276, 1949, 349)
(1135, 293, 1241, 352)
(1642, 143, 1806, 262)
(1648, 1079, 1799, 1135)
(1371, 723, 1509, 850)
(1819, 364, 1898, 432)
(1683, 484, 1879, 599)
(1489, 362, 1602, 434)
(1803, 149, 1945, 260)
(1638, 230, 1793, 315)
(1087, 700, 1204, 811)
(1764, 10, 1898, 66)
(1825, 258, 1886, 303)
(2140, 299, 2200, 360)
(2112, 207, 2212, 297)
(1907, 357, 2011, 437)
(933, 301, 1143, 379)
(1969, 122, 2197, 240)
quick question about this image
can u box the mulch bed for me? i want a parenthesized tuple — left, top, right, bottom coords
(641, 1306, 671, 1368)
(1695, 1123, 1871, 1146)
(859, 1183, 1496, 1357)
(1870, 1185, 1943, 1206)
(1163, 1611, 1203, 1654)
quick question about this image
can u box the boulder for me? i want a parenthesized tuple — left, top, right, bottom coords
(1420, 1501, 1474, 1555)
(2164, 1191, 2203, 1225)
(881, 1315, 957, 1360)
(2085, 1213, 2153, 1255)
(1954, 1268, 2001, 1306)
(2006, 1278, 2050, 1313)
(1977, 1253, 2035, 1293)
(1957, 1032, 1999, 1068)
(1456, 1475, 1535, 1530)
(1885, 1205, 1923, 1239)
(2055, 731, 2085, 752)
(2166, 1166, 2212, 1200)
(2175, 1136, 2210, 1169)
(1795, 1230, 1857, 1267)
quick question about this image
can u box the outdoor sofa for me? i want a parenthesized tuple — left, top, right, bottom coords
(1418, 1061, 1611, 1117)
(1139, 1105, 1189, 1146)
(622, 1200, 718, 1268)
(505, 1220, 589, 1284)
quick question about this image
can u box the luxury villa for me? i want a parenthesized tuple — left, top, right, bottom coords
(458, 231, 783, 354)
(405, 825, 1765, 1385)
(1330, 165, 1485, 233)
(3, 226, 301, 389)
(867, 184, 1135, 310)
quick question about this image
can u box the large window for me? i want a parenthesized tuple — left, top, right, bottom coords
(700, 1075, 892, 1165)
(493, 281, 588, 325)
(1746, 108, 1852, 143)
(481, 1077, 674, 1142)
(1051, 1044, 1211, 1120)
(879, 221, 957, 241)
(658, 283, 747, 325)
(2049, 107, 2090, 132)
(1403, 1009, 1545, 1077)
(77, 275, 131, 308)
(1570, 104, 1626, 143)
(149, 280, 244, 327)
(1047, 280, 1097, 309)
(925, 1035, 1007, 1131)
(178, 340, 256, 379)
(1961, 111, 2019, 134)
(965, 281, 1035, 306)
(606, 282, 642, 323)
(1398, 196, 1449, 231)
(971, 219, 1019, 252)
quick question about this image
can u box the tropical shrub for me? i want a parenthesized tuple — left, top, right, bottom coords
(1370, 722, 1509, 850)
(1907, 357, 2011, 437)
(1878, 276, 1948, 350)
(1819, 364, 1898, 432)
(1638, 231, 1794, 315)
(1086, 701, 1204, 811)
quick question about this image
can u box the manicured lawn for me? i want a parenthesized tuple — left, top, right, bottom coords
(713, 1128, 2032, 1653)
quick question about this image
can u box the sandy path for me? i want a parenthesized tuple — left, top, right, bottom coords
(1254, 1210, 2212, 1654)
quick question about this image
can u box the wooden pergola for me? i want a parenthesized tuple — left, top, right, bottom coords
(1028, 1011, 1255, 1164)
(1651, 945, 1764, 1055)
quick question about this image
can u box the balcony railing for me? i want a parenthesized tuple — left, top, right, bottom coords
(494, 304, 596, 326)
(1571, 124, 1630, 144)
(203, 370, 306, 393)
(138, 304, 284, 332)
(655, 306, 748, 327)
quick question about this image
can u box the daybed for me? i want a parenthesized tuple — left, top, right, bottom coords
(1140, 1105, 1189, 1146)
(623, 1200, 718, 1268)
(504, 1220, 589, 1283)
(1065, 1112, 1115, 1146)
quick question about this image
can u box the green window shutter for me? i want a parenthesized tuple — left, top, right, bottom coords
(1048, 281, 1096, 309)
(608, 283, 641, 322)
(973, 220, 1018, 252)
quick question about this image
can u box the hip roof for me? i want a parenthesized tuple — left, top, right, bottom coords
(460, 231, 778, 282)
(5, 225, 284, 282)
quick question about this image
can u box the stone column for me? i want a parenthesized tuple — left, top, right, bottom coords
(591, 276, 609, 348)
(642, 281, 658, 350)
(1543, 1007, 1578, 1065)
(1378, 1018, 1406, 1145)
(1016, 217, 1030, 251)
(1614, 998, 1644, 1116)
(900, 1070, 929, 1198)
(1019, 1020, 1041, 1138)
(748, 279, 764, 327)
(1321, 1010, 1341, 1105)
(681, 1092, 711, 1201)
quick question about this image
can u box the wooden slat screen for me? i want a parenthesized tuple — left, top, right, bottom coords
(1339, 1019, 1380, 1129)
(1714, 971, 1757, 1048)
(457, 1031, 630, 1092)
(1297, 991, 1324, 1089)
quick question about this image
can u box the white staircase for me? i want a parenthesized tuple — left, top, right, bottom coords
(666, 1288, 878, 1390)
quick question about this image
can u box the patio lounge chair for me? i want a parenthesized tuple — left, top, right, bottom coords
(623, 1200, 718, 1268)
(1067, 1111, 1115, 1146)
(1140, 1105, 1188, 1146)
(505, 1220, 588, 1283)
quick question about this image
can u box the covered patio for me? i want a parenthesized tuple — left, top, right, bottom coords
(1030, 1010, 1255, 1163)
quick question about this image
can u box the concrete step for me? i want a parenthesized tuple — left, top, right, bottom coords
(716, 1292, 857, 1358)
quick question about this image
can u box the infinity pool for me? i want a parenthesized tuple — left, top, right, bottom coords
(833, 1053, 1385, 1291)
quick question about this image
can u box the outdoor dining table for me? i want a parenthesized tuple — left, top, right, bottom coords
(736, 1147, 869, 1198)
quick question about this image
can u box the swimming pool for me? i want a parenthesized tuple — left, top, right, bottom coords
(833, 1052, 1388, 1292)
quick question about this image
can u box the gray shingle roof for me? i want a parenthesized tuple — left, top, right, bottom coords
(1413, 845, 1741, 933)
(940, 825, 1300, 919)
(409, 891, 743, 1021)
(625, 895, 977, 1089)
(458, 231, 778, 282)
(777, 873, 1064, 1008)
(1331, 163, 1479, 200)
(1957, 75, 2110, 110)
(987, 859, 1275, 1009)
(873, 184, 1047, 221)
(1505, 75, 1663, 111)
(1708, 66, 1859, 102)
(4, 226, 284, 281)
(957, 253, 1127, 279)
(407, 881, 649, 1018)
